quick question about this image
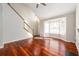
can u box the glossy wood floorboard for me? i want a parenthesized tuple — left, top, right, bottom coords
(0, 37, 78, 56)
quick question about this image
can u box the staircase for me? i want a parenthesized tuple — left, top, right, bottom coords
(7, 3, 34, 39)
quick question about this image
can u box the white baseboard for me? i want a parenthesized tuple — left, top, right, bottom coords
(66, 40, 75, 43)
(3, 37, 32, 44)
(3, 39, 25, 44)
(63, 39, 75, 43)
(3, 39, 22, 44)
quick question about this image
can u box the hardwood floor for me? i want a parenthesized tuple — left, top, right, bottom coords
(0, 37, 78, 56)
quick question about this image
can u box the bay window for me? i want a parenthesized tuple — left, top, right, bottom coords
(44, 17, 66, 38)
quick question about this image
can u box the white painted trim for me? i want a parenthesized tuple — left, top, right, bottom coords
(3, 39, 25, 44)
(3, 37, 32, 44)
(65, 40, 75, 43)
(52, 36, 75, 43)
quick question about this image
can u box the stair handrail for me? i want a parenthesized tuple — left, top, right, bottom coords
(7, 3, 33, 35)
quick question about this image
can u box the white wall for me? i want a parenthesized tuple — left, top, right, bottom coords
(0, 4, 3, 48)
(10, 3, 40, 35)
(66, 12, 76, 43)
(76, 4, 79, 52)
(38, 20, 44, 36)
(39, 12, 76, 43)
(3, 3, 39, 44)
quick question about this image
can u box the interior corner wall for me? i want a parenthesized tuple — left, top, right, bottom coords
(33, 17, 40, 35)
(76, 4, 79, 52)
(38, 20, 44, 36)
(66, 12, 76, 43)
(0, 4, 3, 48)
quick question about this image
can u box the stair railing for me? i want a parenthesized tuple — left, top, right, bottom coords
(7, 3, 34, 39)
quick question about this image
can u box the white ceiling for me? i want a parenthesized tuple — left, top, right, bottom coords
(24, 3, 76, 20)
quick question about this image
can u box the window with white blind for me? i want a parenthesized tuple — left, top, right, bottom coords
(44, 17, 66, 36)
